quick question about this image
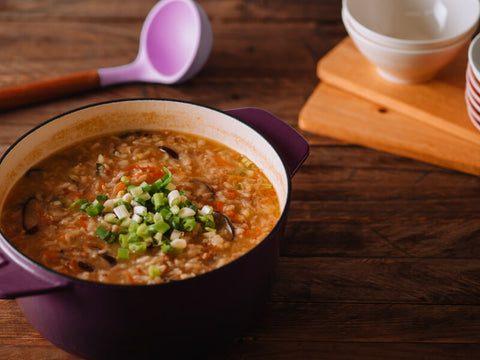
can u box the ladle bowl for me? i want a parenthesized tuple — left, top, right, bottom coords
(0, 0, 213, 111)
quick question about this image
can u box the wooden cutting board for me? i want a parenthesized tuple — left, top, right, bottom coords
(299, 37, 480, 176)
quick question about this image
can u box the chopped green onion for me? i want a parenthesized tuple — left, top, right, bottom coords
(153, 232, 163, 244)
(170, 215, 182, 230)
(70, 166, 221, 263)
(151, 167, 172, 192)
(126, 232, 138, 244)
(152, 192, 165, 210)
(85, 200, 104, 217)
(113, 199, 132, 210)
(117, 248, 129, 260)
(95, 225, 110, 240)
(129, 186, 144, 197)
(129, 241, 147, 252)
(182, 217, 197, 232)
(104, 213, 119, 224)
(199, 205, 213, 216)
(170, 204, 180, 215)
(168, 190, 181, 207)
(148, 264, 162, 277)
(71, 199, 89, 209)
(179, 207, 196, 218)
(128, 221, 139, 233)
(149, 221, 170, 235)
(132, 214, 143, 223)
(144, 212, 155, 224)
(119, 234, 129, 248)
(113, 204, 130, 220)
(161, 242, 182, 255)
(136, 224, 150, 238)
(133, 205, 147, 216)
(140, 181, 151, 193)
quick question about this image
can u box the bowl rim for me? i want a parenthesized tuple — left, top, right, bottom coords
(0, 98, 293, 290)
(343, 0, 480, 48)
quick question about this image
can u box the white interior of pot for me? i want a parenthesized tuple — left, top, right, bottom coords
(0, 100, 289, 218)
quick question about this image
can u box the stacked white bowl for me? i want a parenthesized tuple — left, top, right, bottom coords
(466, 34, 480, 131)
(342, 0, 480, 84)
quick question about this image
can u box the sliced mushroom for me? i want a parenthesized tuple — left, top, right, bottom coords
(213, 210, 235, 241)
(100, 253, 117, 267)
(190, 179, 215, 202)
(22, 197, 40, 234)
(159, 145, 179, 160)
(78, 261, 95, 272)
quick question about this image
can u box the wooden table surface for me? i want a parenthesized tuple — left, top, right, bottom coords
(2, 1, 480, 359)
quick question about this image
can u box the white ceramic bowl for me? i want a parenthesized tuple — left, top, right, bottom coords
(343, 9, 470, 84)
(343, 0, 480, 50)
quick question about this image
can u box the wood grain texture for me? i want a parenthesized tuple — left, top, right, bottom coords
(2, 0, 480, 359)
(316, 37, 480, 145)
(299, 82, 480, 176)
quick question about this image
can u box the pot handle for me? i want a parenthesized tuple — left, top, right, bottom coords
(0, 250, 69, 299)
(225, 108, 309, 177)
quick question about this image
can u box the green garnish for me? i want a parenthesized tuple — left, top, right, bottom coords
(117, 248, 129, 260)
(95, 225, 110, 240)
(148, 264, 162, 277)
(71, 167, 217, 262)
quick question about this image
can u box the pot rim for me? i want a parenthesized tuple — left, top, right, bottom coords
(0, 98, 292, 290)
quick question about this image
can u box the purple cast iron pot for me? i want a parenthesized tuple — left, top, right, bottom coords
(0, 99, 308, 359)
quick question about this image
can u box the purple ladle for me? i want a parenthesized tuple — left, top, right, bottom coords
(0, 0, 213, 112)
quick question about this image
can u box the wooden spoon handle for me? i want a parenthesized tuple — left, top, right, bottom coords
(0, 69, 101, 112)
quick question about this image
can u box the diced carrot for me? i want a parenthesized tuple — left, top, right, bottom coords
(126, 272, 136, 284)
(261, 189, 277, 196)
(213, 200, 224, 213)
(127, 164, 142, 171)
(261, 197, 272, 204)
(77, 217, 89, 229)
(127, 164, 165, 184)
(114, 182, 127, 194)
(211, 155, 232, 167)
(227, 191, 236, 199)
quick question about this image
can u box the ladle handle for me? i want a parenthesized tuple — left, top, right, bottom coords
(0, 70, 100, 112)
